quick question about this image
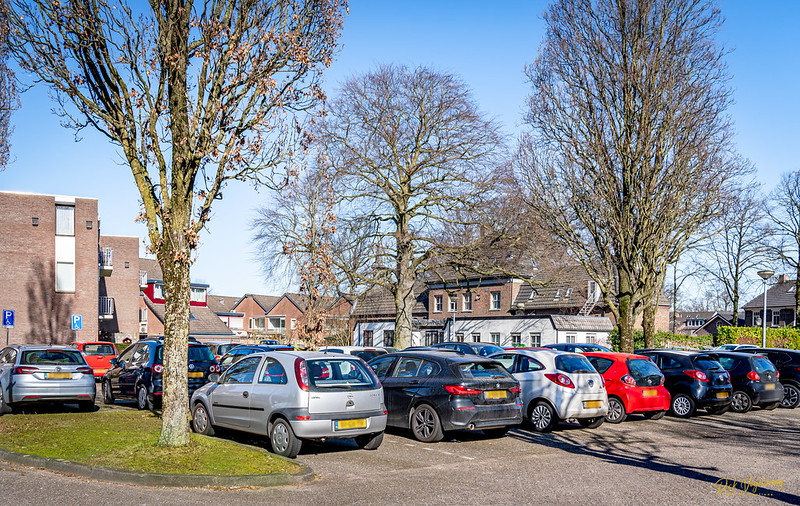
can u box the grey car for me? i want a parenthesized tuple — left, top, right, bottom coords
(0, 345, 96, 413)
(190, 351, 387, 458)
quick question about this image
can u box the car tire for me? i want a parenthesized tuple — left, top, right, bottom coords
(410, 404, 444, 443)
(78, 400, 95, 412)
(191, 403, 215, 436)
(577, 417, 604, 429)
(730, 390, 753, 413)
(0, 388, 11, 415)
(354, 432, 383, 450)
(642, 410, 666, 420)
(102, 380, 115, 405)
(482, 427, 511, 438)
(528, 401, 558, 433)
(270, 418, 302, 458)
(136, 385, 154, 411)
(761, 402, 780, 411)
(780, 383, 800, 409)
(605, 396, 627, 424)
(669, 393, 696, 418)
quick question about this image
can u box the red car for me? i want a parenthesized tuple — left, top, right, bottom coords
(583, 352, 671, 423)
(71, 341, 118, 379)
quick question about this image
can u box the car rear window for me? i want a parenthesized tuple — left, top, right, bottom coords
(752, 356, 776, 374)
(21, 349, 86, 365)
(82, 344, 116, 355)
(352, 350, 387, 361)
(156, 345, 215, 363)
(627, 358, 663, 385)
(693, 357, 724, 370)
(307, 358, 379, 390)
(587, 357, 614, 374)
(555, 355, 595, 373)
(454, 361, 514, 380)
(476, 345, 504, 356)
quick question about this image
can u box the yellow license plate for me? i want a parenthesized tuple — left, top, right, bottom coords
(94, 368, 107, 375)
(485, 390, 507, 399)
(45, 372, 72, 379)
(187, 372, 204, 378)
(334, 419, 367, 431)
(717, 392, 729, 399)
(642, 389, 658, 397)
(765, 383, 776, 390)
(583, 400, 602, 409)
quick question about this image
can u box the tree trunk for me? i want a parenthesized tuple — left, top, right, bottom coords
(795, 264, 800, 328)
(617, 294, 635, 353)
(643, 296, 656, 349)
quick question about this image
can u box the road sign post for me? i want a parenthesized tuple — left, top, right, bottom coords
(71, 314, 82, 341)
(3, 310, 13, 345)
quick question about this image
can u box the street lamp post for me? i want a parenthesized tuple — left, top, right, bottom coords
(757, 270, 775, 348)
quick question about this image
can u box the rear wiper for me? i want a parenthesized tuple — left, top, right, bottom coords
(316, 384, 352, 389)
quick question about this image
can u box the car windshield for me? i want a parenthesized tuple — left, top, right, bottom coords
(454, 361, 513, 380)
(351, 350, 386, 361)
(156, 345, 214, 362)
(476, 345, 504, 356)
(555, 355, 595, 373)
(21, 349, 86, 365)
(82, 344, 116, 355)
(306, 358, 379, 390)
(752, 356, 776, 375)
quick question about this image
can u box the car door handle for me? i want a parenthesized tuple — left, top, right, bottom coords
(242, 391, 249, 398)
(409, 380, 419, 385)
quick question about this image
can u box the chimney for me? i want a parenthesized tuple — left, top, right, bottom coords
(779, 274, 789, 284)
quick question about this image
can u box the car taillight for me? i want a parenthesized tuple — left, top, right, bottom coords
(209, 364, 220, 373)
(509, 385, 521, 394)
(215, 355, 222, 362)
(444, 385, 483, 395)
(77, 367, 93, 375)
(660, 375, 665, 385)
(776, 371, 780, 379)
(621, 374, 636, 386)
(683, 370, 708, 382)
(295, 358, 309, 391)
(545, 373, 575, 389)
(747, 371, 760, 381)
(152, 364, 164, 374)
(13, 366, 38, 374)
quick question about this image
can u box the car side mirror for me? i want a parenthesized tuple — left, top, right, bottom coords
(109, 358, 118, 366)
(208, 373, 220, 383)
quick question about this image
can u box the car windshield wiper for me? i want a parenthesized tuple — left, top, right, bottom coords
(315, 384, 352, 389)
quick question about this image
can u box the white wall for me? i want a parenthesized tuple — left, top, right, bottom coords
(449, 317, 556, 347)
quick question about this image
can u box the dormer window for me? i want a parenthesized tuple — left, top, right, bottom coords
(554, 289, 562, 299)
(191, 286, 207, 304)
(153, 284, 165, 299)
(565, 287, 573, 297)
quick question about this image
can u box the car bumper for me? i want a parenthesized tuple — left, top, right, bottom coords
(695, 386, 733, 408)
(557, 394, 608, 419)
(444, 399, 524, 431)
(10, 381, 96, 404)
(752, 383, 784, 405)
(281, 407, 388, 439)
(620, 387, 671, 413)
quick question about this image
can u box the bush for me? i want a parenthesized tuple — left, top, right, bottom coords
(609, 328, 713, 351)
(715, 326, 800, 349)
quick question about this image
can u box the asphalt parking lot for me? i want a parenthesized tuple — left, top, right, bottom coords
(1, 392, 798, 505)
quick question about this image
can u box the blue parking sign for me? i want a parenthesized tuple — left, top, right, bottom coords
(2, 310, 13, 328)
(71, 314, 82, 331)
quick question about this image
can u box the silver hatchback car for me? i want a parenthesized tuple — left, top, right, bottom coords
(0, 345, 96, 413)
(190, 351, 387, 458)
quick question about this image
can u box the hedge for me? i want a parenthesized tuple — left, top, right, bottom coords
(715, 326, 800, 350)
(608, 329, 713, 352)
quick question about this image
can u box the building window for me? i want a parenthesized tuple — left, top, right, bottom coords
(383, 330, 395, 347)
(434, 295, 443, 313)
(449, 296, 457, 313)
(511, 333, 522, 347)
(463, 293, 472, 312)
(772, 311, 780, 326)
(250, 317, 266, 331)
(153, 284, 165, 299)
(566, 334, 576, 343)
(455, 332, 464, 342)
(291, 318, 297, 330)
(425, 331, 444, 346)
(124, 261, 130, 269)
(55, 205, 74, 236)
(138, 308, 147, 324)
(586, 333, 596, 343)
(32, 217, 39, 226)
(268, 317, 286, 334)
(530, 332, 541, 347)
(490, 291, 501, 310)
(55, 262, 75, 292)
(471, 332, 481, 343)
(565, 287, 573, 297)
(86, 220, 93, 230)
(190, 287, 207, 303)
(363, 330, 374, 346)
(490, 333, 501, 346)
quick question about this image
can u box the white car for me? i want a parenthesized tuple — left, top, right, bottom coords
(318, 346, 390, 362)
(490, 349, 608, 432)
(715, 344, 758, 351)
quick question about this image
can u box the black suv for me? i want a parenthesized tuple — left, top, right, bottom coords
(102, 339, 219, 409)
(713, 351, 783, 412)
(740, 348, 800, 409)
(367, 350, 522, 442)
(636, 350, 732, 417)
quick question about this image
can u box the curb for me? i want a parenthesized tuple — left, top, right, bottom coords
(0, 444, 315, 488)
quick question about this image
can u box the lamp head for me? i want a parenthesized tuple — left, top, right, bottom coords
(757, 270, 775, 281)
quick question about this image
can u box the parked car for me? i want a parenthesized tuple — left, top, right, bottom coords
(71, 341, 118, 379)
(429, 342, 505, 357)
(205, 341, 240, 362)
(0, 345, 95, 412)
(191, 351, 387, 458)
(636, 350, 732, 417)
(367, 350, 522, 442)
(318, 346, 389, 362)
(102, 338, 219, 410)
(716, 344, 758, 351)
(739, 348, 800, 409)
(490, 349, 608, 432)
(542, 343, 612, 353)
(713, 351, 783, 412)
(218, 344, 295, 371)
(582, 352, 670, 423)
(259, 339, 281, 345)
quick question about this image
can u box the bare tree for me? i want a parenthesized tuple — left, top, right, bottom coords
(518, 0, 743, 352)
(317, 65, 505, 349)
(766, 170, 800, 326)
(7, 0, 345, 445)
(0, 0, 19, 170)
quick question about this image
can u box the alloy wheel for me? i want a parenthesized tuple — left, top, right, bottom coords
(606, 398, 625, 423)
(673, 396, 692, 416)
(531, 404, 552, 430)
(731, 391, 751, 412)
(782, 384, 799, 408)
(413, 407, 436, 439)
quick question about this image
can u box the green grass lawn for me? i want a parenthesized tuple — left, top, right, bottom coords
(0, 410, 300, 475)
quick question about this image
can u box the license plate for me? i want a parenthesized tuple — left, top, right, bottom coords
(187, 372, 204, 378)
(642, 389, 658, 397)
(485, 390, 507, 399)
(716, 392, 729, 399)
(583, 400, 602, 409)
(334, 419, 367, 431)
(765, 383, 776, 390)
(94, 368, 107, 375)
(45, 372, 72, 379)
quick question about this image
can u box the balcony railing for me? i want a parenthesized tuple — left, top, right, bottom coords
(99, 296, 115, 320)
(99, 248, 113, 276)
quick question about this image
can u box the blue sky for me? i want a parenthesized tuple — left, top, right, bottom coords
(1, 0, 798, 297)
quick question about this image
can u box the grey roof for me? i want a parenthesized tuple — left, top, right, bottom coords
(207, 294, 243, 315)
(143, 298, 235, 336)
(352, 282, 428, 318)
(233, 294, 282, 313)
(139, 257, 163, 281)
(743, 280, 797, 309)
(549, 315, 614, 332)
